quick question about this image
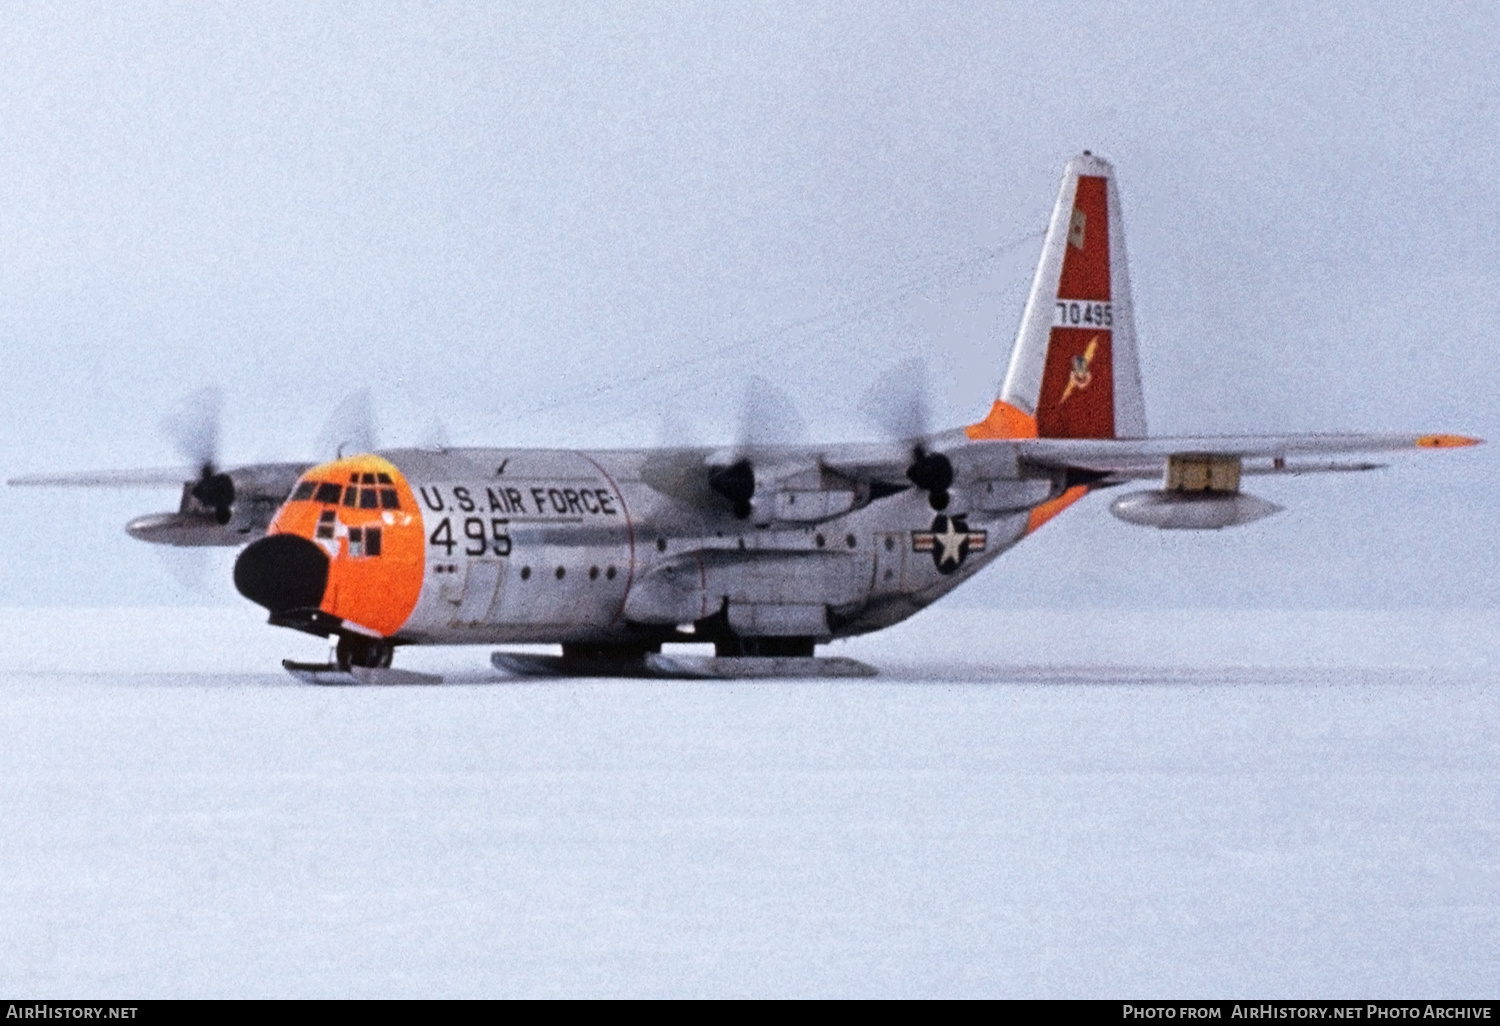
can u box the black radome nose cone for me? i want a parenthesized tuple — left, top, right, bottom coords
(234, 534, 330, 613)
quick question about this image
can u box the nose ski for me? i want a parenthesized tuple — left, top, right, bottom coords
(282, 659, 443, 686)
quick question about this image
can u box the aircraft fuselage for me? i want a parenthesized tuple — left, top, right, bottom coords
(233, 442, 1066, 659)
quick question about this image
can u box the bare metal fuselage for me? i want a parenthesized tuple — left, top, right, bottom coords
(373, 440, 1057, 648)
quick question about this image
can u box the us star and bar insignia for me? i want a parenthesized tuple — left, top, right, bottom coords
(911, 513, 987, 574)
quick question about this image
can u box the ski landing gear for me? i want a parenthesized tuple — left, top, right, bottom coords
(489, 627, 876, 678)
(282, 633, 440, 685)
(284, 632, 878, 683)
(336, 635, 393, 671)
(490, 647, 877, 679)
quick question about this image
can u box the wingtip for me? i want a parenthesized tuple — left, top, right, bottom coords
(1415, 434, 1483, 449)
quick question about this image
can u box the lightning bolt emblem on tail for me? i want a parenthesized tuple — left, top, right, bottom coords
(1059, 335, 1099, 405)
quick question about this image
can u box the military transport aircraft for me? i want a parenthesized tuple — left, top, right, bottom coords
(9, 153, 1480, 682)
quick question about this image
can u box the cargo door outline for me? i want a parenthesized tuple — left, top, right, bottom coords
(452, 560, 503, 626)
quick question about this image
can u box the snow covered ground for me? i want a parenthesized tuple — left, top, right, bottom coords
(1, 607, 1496, 997)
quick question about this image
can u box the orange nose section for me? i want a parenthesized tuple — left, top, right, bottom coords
(268, 454, 425, 637)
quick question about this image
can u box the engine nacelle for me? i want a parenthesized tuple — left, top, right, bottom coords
(125, 511, 254, 546)
(1109, 489, 1281, 530)
(125, 463, 309, 546)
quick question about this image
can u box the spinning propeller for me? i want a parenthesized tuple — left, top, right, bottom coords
(314, 389, 379, 460)
(161, 387, 382, 527)
(163, 388, 237, 525)
(704, 377, 807, 519)
(865, 357, 954, 511)
(700, 363, 959, 517)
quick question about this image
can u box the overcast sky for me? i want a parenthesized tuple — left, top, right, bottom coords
(2, 2, 1495, 608)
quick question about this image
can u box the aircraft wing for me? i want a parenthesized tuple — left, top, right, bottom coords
(7, 467, 199, 487)
(9, 462, 315, 547)
(817, 432, 1479, 488)
(1007, 432, 1479, 481)
(8, 462, 314, 489)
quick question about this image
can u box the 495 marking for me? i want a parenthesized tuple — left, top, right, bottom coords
(428, 517, 512, 558)
(1054, 300, 1112, 328)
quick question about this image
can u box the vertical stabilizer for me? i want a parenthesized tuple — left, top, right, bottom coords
(969, 153, 1146, 440)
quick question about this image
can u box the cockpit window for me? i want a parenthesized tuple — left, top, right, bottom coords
(347, 525, 382, 558)
(303, 473, 399, 510)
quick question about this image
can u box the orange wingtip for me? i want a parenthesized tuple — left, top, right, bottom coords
(966, 400, 1039, 440)
(1415, 434, 1482, 448)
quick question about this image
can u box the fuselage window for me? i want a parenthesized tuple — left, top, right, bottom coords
(348, 526, 364, 557)
(365, 527, 382, 557)
(316, 509, 336, 539)
(292, 481, 316, 501)
(315, 483, 342, 504)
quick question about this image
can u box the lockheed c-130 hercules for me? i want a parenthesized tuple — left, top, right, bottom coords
(10, 153, 1481, 682)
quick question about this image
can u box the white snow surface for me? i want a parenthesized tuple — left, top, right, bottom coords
(2, 607, 1497, 998)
